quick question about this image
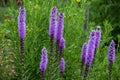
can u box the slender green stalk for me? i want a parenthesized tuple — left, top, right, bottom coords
(41, 71, 44, 80)
(80, 60, 85, 79)
(108, 62, 113, 80)
(48, 35, 54, 79)
(20, 38, 24, 79)
(83, 64, 89, 80)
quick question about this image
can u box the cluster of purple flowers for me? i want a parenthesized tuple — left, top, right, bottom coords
(81, 28, 101, 80)
(81, 29, 101, 67)
(39, 7, 66, 79)
(81, 26, 116, 80)
(49, 7, 65, 50)
(17, 6, 116, 80)
(49, 7, 66, 74)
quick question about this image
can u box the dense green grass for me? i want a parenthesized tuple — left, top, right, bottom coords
(0, 0, 120, 80)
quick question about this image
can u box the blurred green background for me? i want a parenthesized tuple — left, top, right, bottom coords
(0, 0, 120, 80)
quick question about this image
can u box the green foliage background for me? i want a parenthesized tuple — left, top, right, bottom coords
(0, 0, 120, 80)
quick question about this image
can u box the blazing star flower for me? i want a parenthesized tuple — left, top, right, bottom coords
(108, 40, 115, 62)
(18, 7, 26, 39)
(49, 7, 58, 37)
(59, 37, 65, 49)
(95, 30, 101, 48)
(85, 30, 96, 66)
(60, 58, 65, 73)
(40, 47, 48, 72)
(81, 43, 87, 62)
(56, 13, 64, 41)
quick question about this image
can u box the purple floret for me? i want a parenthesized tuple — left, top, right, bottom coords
(40, 47, 48, 72)
(56, 13, 64, 41)
(85, 30, 96, 66)
(81, 43, 87, 61)
(49, 7, 58, 37)
(108, 40, 115, 62)
(95, 30, 101, 48)
(59, 37, 65, 49)
(18, 7, 26, 39)
(60, 58, 65, 73)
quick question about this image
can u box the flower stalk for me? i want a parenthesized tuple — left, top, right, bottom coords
(59, 37, 65, 60)
(83, 30, 96, 80)
(40, 47, 48, 80)
(93, 28, 101, 63)
(108, 40, 115, 80)
(18, 6, 26, 78)
(48, 7, 58, 79)
(60, 58, 65, 79)
(56, 13, 64, 57)
(81, 43, 87, 78)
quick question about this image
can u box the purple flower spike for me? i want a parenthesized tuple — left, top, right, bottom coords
(40, 47, 48, 72)
(59, 37, 65, 49)
(56, 13, 64, 41)
(49, 7, 58, 37)
(60, 58, 65, 73)
(108, 40, 115, 62)
(18, 7, 26, 39)
(81, 43, 87, 61)
(86, 30, 96, 66)
(95, 30, 101, 48)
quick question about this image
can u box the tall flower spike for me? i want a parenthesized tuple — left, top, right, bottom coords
(80, 43, 87, 77)
(83, 30, 96, 80)
(108, 40, 115, 62)
(59, 37, 65, 59)
(60, 58, 65, 73)
(86, 30, 96, 66)
(95, 30, 101, 48)
(81, 43, 87, 61)
(59, 37, 65, 49)
(18, 7, 26, 39)
(56, 13, 64, 41)
(40, 47, 48, 72)
(49, 7, 58, 37)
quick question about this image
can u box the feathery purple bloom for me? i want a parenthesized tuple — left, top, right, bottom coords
(85, 30, 96, 66)
(60, 58, 65, 73)
(59, 37, 65, 49)
(81, 43, 87, 61)
(49, 7, 58, 37)
(18, 7, 26, 39)
(108, 40, 115, 62)
(40, 47, 48, 72)
(56, 13, 64, 41)
(95, 30, 101, 48)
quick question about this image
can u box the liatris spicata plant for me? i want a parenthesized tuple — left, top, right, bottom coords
(108, 40, 115, 80)
(56, 13, 64, 57)
(40, 47, 48, 80)
(59, 37, 65, 59)
(48, 7, 57, 79)
(49, 7, 58, 56)
(83, 30, 96, 80)
(18, 6, 26, 77)
(80, 43, 87, 78)
(93, 28, 101, 62)
(95, 29, 101, 48)
(60, 58, 65, 78)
